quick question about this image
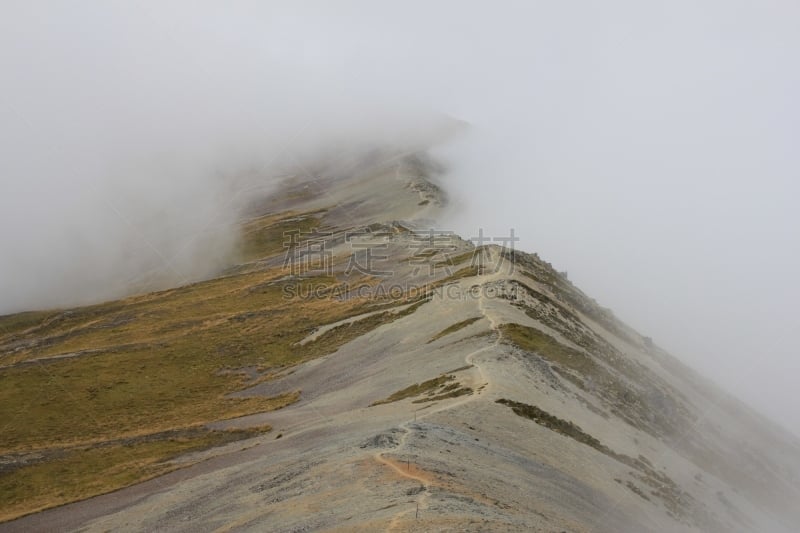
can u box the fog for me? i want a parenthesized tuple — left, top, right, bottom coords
(1, 2, 799, 436)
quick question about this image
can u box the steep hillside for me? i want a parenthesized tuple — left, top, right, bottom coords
(2, 149, 799, 532)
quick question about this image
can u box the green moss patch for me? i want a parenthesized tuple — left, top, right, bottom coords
(428, 317, 482, 343)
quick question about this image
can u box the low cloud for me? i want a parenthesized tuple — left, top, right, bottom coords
(1, 2, 799, 438)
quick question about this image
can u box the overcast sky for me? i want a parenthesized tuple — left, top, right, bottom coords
(1, 2, 799, 435)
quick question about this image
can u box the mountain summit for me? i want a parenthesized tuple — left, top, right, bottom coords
(2, 148, 799, 532)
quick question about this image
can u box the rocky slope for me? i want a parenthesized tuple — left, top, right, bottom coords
(2, 148, 800, 532)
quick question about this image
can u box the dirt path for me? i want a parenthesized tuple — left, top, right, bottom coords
(375, 267, 505, 530)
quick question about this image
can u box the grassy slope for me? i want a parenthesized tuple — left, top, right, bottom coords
(0, 210, 416, 521)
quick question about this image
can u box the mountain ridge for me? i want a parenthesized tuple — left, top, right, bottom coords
(2, 148, 799, 531)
